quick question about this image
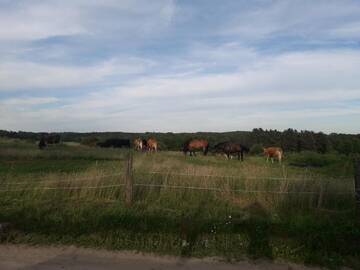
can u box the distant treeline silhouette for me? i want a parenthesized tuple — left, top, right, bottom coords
(1, 128, 359, 155)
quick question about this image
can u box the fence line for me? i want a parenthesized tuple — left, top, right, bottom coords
(136, 171, 352, 182)
(0, 173, 124, 186)
(1, 171, 352, 187)
(0, 198, 119, 210)
(0, 181, 354, 195)
(0, 184, 125, 192)
(0, 153, 356, 199)
(134, 183, 352, 195)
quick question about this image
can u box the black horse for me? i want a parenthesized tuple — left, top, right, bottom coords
(213, 142, 249, 161)
(38, 133, 60, 149)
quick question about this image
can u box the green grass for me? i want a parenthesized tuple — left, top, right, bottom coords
(0, 138, 359, 269)
(0, 159, 98, 176)
(287, 151, 355, 177)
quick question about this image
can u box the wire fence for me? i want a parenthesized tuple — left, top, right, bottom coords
(1, 170, 353, 186)
(133, 183, 353, 195)
(0, 170, 355, 195)
(136, 171, 353, 182)
(0, 173, 124, 186)
(0, 184, 125, 192)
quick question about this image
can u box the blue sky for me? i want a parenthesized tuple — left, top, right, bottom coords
(1, 0, 360, 133)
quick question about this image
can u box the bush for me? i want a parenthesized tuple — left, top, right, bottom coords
(250, 144, 264, 155)
(288, 151, 341, 167)
(81, 137, 99, 147)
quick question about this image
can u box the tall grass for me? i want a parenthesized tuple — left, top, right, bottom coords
(0, 141, 359, 268)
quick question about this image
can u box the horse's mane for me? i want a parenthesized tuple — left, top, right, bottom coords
(183, 138, 193, 147)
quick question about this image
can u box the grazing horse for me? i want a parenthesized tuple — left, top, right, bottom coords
(213, 142, 249, 161)
(183, 139, 209, 156)
(38, 134, 61, 149)
(38, 137, 47, 149)
(147, 138, 158, 152)
(134, 138, 143, 151)
(263, 147, 283, 163)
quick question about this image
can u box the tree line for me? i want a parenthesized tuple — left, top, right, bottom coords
(1, 128, 359, 155)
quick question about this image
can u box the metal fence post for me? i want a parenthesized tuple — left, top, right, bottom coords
(125, 150, 133, 207)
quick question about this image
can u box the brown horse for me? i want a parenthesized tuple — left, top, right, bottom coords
(263, 147, 283, 163)
(147, 138, 158, 152)
(183, 139, 209, 156)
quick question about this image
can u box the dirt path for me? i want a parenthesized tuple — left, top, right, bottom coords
(0, 244, 323, 270)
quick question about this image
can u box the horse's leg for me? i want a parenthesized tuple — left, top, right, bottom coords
(241, 151, 244, 161)
(203, 146, 208, 156)
(271, 157, 274, 163)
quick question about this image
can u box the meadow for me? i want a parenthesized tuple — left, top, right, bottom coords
(0, 137, 359, 269)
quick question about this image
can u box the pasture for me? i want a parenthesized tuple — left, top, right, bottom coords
(0, 137, 359, 268)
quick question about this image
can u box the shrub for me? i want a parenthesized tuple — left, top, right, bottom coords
(288, 151, 341, 167)
(81, 137, 99, 147)
(250, 144, 264, 155)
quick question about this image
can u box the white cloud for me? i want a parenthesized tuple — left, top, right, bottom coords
(3, 49, 359, 132)
(1, 1, 360, 133)
(0, 97, 59, 107)
(330, 22, 360, 38)
(0, 57, 154, 91)
(0, 0, 175, 42)
(221, 1, 360, 41)
(110, 49, 360, 99)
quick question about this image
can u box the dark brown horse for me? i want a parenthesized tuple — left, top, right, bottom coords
(213, 142, 249, 161)
(183, 139, 209, 156)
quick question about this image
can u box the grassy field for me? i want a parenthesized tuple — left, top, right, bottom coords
(0, 138, 359, 269)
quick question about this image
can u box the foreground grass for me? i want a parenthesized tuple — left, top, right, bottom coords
(0, 140, 359, 269)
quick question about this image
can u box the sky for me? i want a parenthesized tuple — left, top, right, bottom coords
(1, 0, 360, 134)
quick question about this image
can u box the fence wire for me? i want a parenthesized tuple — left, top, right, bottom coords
(0, 173, 124, 186)
(136, 171, 352, 182)
(0, 184, 125, 192)
(0, 170, 355, 195)
(134, 183, 353, 195)
(0, 182, 353, 195)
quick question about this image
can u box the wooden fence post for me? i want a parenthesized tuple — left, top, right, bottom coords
(125, 150, 133, 207)
(355, 161, 360, 209)
(317, 182, 324, 209)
